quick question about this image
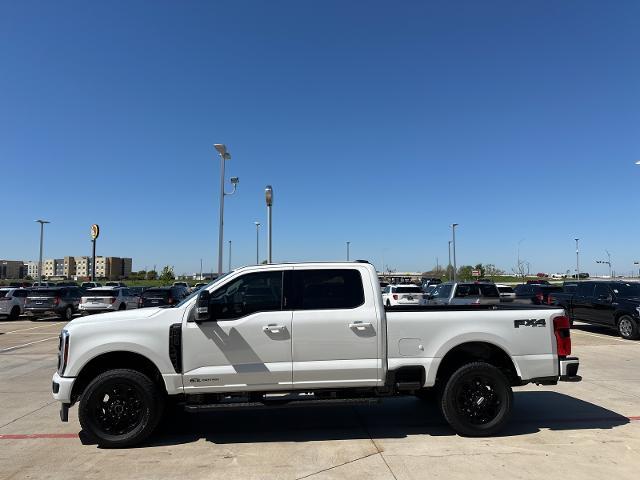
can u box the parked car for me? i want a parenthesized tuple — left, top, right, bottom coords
(57, 281, 79, 287)
(140, 286, 189, 307)
(52, 261, 580, 447)
(427, 282, 501, 305)
(420, 277, 442, 290)
(496, 284, 515, 302)
(172, 281, 191, 292)
(32, 281, 55, 287)
(381, 284, 426, 307)
(513, 284, 562, 305)
(105, 281, 127, 287)
(127, 286, 147, 297)
(81, 282, 102, 289)
(550, 280, 640, 339)
(25, 287, 82, 320)
(8, 281, 32, 288)
(79, 287, 140, 314)
(0, 287, 29, 319)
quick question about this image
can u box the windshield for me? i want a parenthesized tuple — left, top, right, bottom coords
(611, 282, 640, 297)
(85, 289, 118, 297)
(175, 272, 233, 308)
(498, 286, 514, 293)
(142, 289, 170, 299)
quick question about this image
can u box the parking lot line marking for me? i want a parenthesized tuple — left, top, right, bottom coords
(6, 332, 63, 335)
(572, 330, 630, 343)
(2, 322, 63, 334)
(0, 433, 78, 440)
(0, 336, 58, 353)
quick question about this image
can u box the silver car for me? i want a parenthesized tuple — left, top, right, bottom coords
(427, 282, 501, 305)
(0, 288, 29, 319)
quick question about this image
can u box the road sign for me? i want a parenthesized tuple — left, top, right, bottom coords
(90, 224, 100, 240)
(472, 270, 481, 277)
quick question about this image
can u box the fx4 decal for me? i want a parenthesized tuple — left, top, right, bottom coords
(514, 318, 546, 328)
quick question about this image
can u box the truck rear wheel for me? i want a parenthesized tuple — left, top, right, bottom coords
(440, 362, 512, 437)
(79, 369, 164, 448)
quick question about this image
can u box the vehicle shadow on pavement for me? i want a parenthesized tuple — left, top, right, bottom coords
(572, 324, 623, 338)
(87, 391, 630, 448)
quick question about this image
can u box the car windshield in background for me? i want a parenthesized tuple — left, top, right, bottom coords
(28, 289, 59, 297)
(498, 286, 514, 293)
(86, 290, 118, 297)
(395, 286, 422, 294)
(142, 289, 170, 298)
(611, 283, 640, 297)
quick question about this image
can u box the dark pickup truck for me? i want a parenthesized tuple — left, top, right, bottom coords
(550, 280, 640, 340)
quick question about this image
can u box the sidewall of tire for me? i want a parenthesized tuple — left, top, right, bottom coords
(79, 369, 164, 448)
(617, 315, 640, 340)
(440, 362, 513, 437)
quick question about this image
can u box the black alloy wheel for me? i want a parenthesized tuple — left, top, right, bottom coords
(79, 369, 164, 448)
(440, 362, 513, 436)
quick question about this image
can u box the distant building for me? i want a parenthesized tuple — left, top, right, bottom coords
(25, 261, 39, 278)
(0, 260, 27, 279)
(42, 256, 133, 280)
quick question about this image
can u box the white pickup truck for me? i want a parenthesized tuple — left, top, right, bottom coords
(52, 262, 580, 447)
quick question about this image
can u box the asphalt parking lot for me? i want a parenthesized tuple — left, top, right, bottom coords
(0, 317, 638, 480)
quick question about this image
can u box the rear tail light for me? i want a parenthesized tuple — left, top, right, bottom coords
(168, 296, 175, 305)
(138, 297, 143, 307)
(536, 292, 543, 302)
(392, 294, 398, 300)
(54, 297, 61, 305)
(547, 295, 554, 305)
(110, 297, 116, 304)
(553, 315, 571, 357)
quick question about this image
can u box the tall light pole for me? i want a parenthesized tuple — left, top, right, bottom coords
(450, 223, 458, 282)
(254, 222, 261, 264)
(265, 186, 273, 263)
(575, 238, 580, 279)
(35, 220, 50, 284)
(228, 240, 232, 272)
(346, 241, 351, 261)
(214, 144, 239, 276)
(447, 241, 452, 281)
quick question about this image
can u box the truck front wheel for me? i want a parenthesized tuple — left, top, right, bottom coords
(79, 369, 164, 448)
(440, 362, 513, 437)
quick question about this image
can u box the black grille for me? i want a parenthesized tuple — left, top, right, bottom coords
(169, 324, 182, 373)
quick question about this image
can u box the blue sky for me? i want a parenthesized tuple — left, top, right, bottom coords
(1, 1, 639, 276)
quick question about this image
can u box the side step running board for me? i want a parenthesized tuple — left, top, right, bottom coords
(184, 397, 381, 413)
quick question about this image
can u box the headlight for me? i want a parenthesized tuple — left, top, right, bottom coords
(57, 330, 70, 375)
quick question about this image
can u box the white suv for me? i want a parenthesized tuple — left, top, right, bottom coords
(381, 284, 426, 306)
(0, 288, 28, 319)
(79, 287, 139, 314)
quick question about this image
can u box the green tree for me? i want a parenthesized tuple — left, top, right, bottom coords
(457, 265, 474, 280)
(159, 266, 175, 283)
(474, 264, 486, 278)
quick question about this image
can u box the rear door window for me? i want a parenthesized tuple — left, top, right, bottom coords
(293, 269, 364, 310)
(479, 284, 500, 298)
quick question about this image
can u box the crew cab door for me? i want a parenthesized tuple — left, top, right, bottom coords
(290, 267, 382, 389)
(181, 268, 293, 392)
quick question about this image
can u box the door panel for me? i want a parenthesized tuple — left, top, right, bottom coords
(182, 310, 293, 392)
(182, 269, 293, 393)
(291, 267, 382, 389)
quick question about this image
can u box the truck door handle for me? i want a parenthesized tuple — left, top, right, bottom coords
(349, 322, 372, 331)
(263, 324, 285, 333)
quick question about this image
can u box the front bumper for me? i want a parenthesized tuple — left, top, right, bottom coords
(559, 356, 581, 382)
(52, 371, 75, 404)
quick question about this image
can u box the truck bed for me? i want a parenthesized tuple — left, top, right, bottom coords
(385, 304, 561, 312)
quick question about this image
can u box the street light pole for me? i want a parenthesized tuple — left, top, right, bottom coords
(254, 222, 261, 264)
(447, 241, 452, 281)
(214, 144, 239, 276)
(575, 238, 580, 279)
(451, 223, 458, 282)
(35, 220, 50, 284)
(265, 186, 273, 263)
(228, 240, 232, 272)
(346, 241, 351, 261)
